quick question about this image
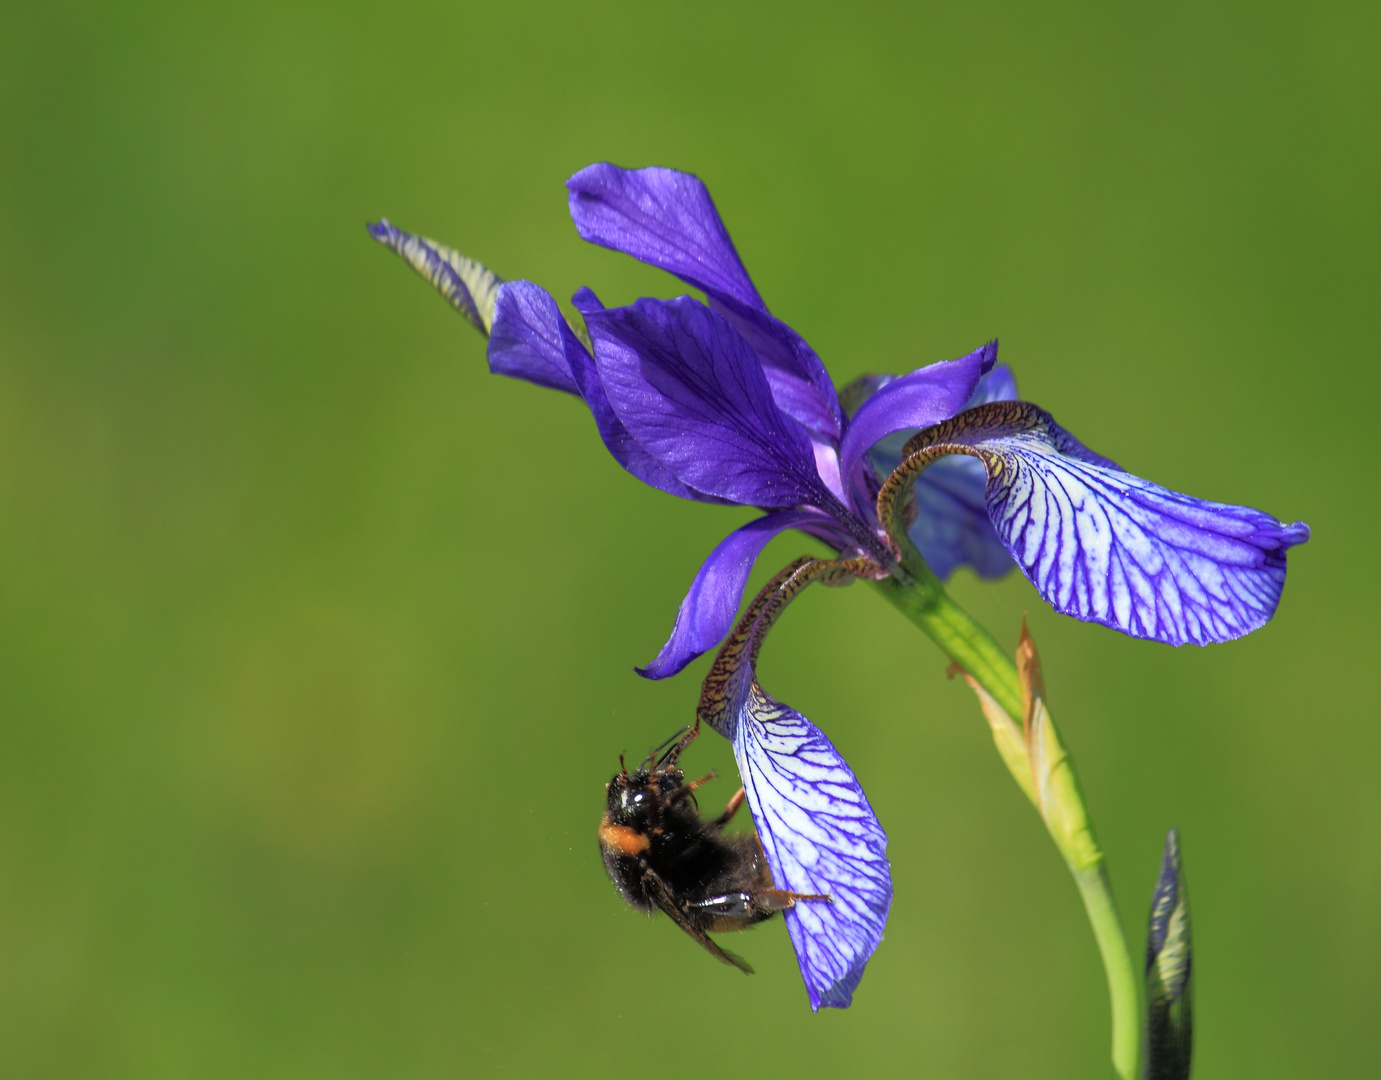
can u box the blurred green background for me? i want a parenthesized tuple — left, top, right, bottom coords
(1, 0, 1376, 1076)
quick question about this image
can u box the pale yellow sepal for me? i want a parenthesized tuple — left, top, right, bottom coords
(949, 662, 1036, 805)
(1027, 695, 1103, 873)
(955, 619, 1105, 876)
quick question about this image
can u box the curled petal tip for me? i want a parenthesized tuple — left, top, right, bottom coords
(1283, 520, 1311, 545)
(980, 338, 999, 371)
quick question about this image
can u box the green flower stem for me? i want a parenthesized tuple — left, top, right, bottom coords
(1075, 864, 1143, 1080)
(873, 542, 1142, 1080)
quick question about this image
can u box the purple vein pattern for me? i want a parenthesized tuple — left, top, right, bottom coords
(728, 685, 892, 1010)
(907, 403, 1311, 645)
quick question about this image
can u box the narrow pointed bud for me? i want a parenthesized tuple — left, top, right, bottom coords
(1018, 622, 1103, 874)
(1026, 695, 1103, 872)
(1144, 829, 1193, 1080)
(367, 219, 503, 335)
(948, 662, 1036, 805)
(956, 622, 1137, 1078)
(1015, 616, 1045, 736)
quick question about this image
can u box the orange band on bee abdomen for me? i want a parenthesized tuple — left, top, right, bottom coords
(599, 818, 650, 857)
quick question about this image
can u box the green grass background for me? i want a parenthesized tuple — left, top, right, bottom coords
(1, 1, 1376, 1076)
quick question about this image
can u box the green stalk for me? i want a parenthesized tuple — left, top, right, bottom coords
(1075, 864, 1143, 1080)
(873, 541, 1143, 1080)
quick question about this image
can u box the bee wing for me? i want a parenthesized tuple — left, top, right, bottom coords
(642, 869, 755, 975)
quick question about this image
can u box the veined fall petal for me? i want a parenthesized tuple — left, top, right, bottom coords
(893, 402, 1310, 645)
(698, 558, 892, 1010)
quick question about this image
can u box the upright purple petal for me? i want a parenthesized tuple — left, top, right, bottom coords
(568, 164, 842, 440)
(638, 510, 848, 680)
(491, 283, 723, 502)
(865, 363, 1020, 579)
(838, 341, 997, 480)
(369, 219, 501, 335)
(567, 163, 763, 310)
(708, 301, 844, 441)
(583, 296, 835, 509)
(905, 403, 1311, 645)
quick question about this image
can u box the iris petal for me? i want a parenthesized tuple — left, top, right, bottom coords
(489, 281, 581, 395)
(368, 219, 501, 335)
(583, 296, 832, 509)
(567, 163, 764, 309)
(567, 163, 841, 440)
(837, 341, 996, 480)
(730, 691, 892, 1010)
(909, 456, 1015, 579)
(698, 559, 892, 1011)
(866, 363, 1019, 579)
(905, 403, 1311, 645)
(638, 510, 848, 680)
(491, 283, 722, 502)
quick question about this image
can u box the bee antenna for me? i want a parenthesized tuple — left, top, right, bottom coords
(655, 723, 699, 769)
(619, 752, 628, 779)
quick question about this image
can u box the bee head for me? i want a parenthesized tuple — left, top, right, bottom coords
(605, 762, 684, 826)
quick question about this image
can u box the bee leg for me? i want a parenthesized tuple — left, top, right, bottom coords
(686, 892, 756, 918)
(642, 868, 754, 974)
(750, 888, 832, 912)
(712, 787, 746, 828)
(669, 772, 717, 805)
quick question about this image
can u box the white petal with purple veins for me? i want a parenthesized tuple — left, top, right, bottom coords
(907, 403, 1310, 646)
(729, 687, 891, 1011)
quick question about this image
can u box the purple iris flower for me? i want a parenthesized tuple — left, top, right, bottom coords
(368, 164, 1308, 1008)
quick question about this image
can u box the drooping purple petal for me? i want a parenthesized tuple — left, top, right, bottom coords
(582, 295, 835, 509)
(368, 219, 501, 335)
(638, 510, 847, 680)
(488, 281, 581, 395)
(838, 341, 997, 480)
(567, 164, 842, 440)
(730, 691, 892, 1010)
(491, 283, 723, 502)
(905, 402, 1311, 645)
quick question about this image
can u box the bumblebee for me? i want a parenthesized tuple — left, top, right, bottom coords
(598, 726, 828, 973)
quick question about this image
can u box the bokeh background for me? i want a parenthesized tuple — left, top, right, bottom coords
(1, 1, 1376, 1076)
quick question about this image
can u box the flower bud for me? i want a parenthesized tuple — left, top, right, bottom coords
(1144, 828, 1193, 1080)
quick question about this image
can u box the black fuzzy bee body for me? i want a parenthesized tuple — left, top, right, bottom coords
(598, 727, 827, 973)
